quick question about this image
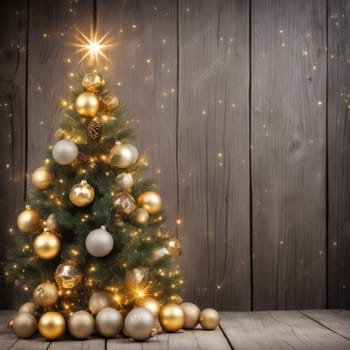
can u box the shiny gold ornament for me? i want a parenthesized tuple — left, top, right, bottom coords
(46, 213, 59, 233)
(88, 291, 115, 315)
(180, 302, 200, 329)
(130, 208, 149, 226)
(109, 142, 138, 168)
(115, 173, 134, 191)
(137, 191, 162, 215)
(165, 237, 182, 257)
(33, 282, 58, 307)
(68, 310, 95, 339)
(136, 297, 161, 317)
(75, 92, 99, 117)
(96, 307, 123, 337)
(82, 72, 105, 92)
(32, 167, 54, 190)
(101, 93, 119, 111)
(124, 307, 155, 341)
(34, 231, 61, 260)
(69, 180, 95, 207)
(18, 302, 36, 314)
(126, 267, 149, 286)
(112, 192, 137, 218)
(199, 308, 220, 330)
(17, 206, 42, 234)
(55, 261, 83, 289)
(159, 304, 185, 332)
(12, 312, 37, 338)
(38, 312, 66, 340)
(54, 128, 66, 141)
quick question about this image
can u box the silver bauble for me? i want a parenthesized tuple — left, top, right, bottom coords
(180, 302, 200, 329)
(12, 312, 37, 338)
(89, 291, 115, 315)
(52, 139, 78, 165)
(115, 173, 134, 191)
(96, 307, 123, 337)
(109, 142, 138, 168)
(18, 302, 36, 314)
(124, 307, 155, 341)
(85, 226, 114, 257)
(68, 310, 95, 339)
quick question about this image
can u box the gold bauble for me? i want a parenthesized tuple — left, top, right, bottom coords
(88, 291, 115, 315)
(32, 167, 54, 190)
(137, 191, 162, 215)
(74, 92, 99, 117)
(112, 192, 137, 218)
(17, 206, 42, 234)
(180, 302, 200, 329)
(199, 308, 220, 330)
(38, 312, 66, 340)
(33, 282, 58, 307)
(12, 312, 37, 338)
(46, 213, 59, 232)
(130, 208, 149, 226)
(69, 180, 95, 207)
(165, 237, 182, 257)
(18, 302, 36, 314)
(55, 261, 83, 289)
(136, 297, 161, 317)
(159, 304, 185, 332)
(109, 142, 138, 168)
(82, 72, 105, 92)
(34, 231, 61, 260)
(68, 310, 95, 339)
(101, 93, 119, 111)
(126, 267, 149, 286)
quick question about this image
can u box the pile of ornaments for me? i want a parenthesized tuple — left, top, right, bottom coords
(11, 295, 219, 341)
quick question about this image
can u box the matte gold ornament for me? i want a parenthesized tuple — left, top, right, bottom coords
(124, 307, 155, 341)
(165, 237, 182, 257)
(34, 231, 61, 260)
(68, 310, 95, 339)
(82, 72, 105, 92)
(32, 167, 54, 190)
(17, 206, 42, 234)
(46, 213, 59, 233)
(12, 312, 37, 338)
(126, 267, 149, 286)
(89, 291, 115, 315)
(109, 142, 138, 168)
(55, 261, 83, 289)
(52, 139, 79, 165)
(112, 192, 137, 218)
(115, 173, 134, 191)
(137, 191, 162, 215)
(101, 93, 119, 111)
(54, 128, 66, 141)
(136, 297, 161, 317)
(74, 92, 99, 117)
(159, 304, 185, 332)
(38, 312, 66, 340)
(199, 308, 220, 330)
(96, 307, 123, 337)
(69, 180, 95, 207)
(130, 208, 149, 226)
(33, 282, 58, 307)
(180, 302, 200, 329)
(18, 302, 36, 314)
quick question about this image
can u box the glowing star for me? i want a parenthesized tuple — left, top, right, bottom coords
(73, 29, 115, 64)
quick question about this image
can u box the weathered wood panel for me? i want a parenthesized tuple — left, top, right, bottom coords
(27, 0, 93, 185)
(0, 0, 27, 309)
(327, 0, 350, 309)
(220, 311, 350, 349)
(97, 0, 178, 231)
(251, 0, 327, 310)
(178, 0, 250, 310)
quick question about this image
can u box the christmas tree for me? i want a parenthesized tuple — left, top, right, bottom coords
(5, 71, 191, 340)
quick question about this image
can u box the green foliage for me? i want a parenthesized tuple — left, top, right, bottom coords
(5, 71, 183, 311)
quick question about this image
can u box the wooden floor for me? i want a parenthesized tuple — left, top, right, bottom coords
(1, 310, 350, 350)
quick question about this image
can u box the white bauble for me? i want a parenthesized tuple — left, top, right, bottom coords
(68, 310, 95, 339)
(115, 173, 134, 191)
(52, 140, 78, 165)
(96, 307, 123, 337)
(85, 226, 114, 257)
(124, 307, 155, 341)
(125, 144, 139, 163)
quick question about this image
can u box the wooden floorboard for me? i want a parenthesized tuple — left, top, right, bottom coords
(220, 311, 350, 350)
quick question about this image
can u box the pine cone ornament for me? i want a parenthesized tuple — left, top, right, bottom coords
(77, 152, 89, 164)
(87, 119, 102, 140)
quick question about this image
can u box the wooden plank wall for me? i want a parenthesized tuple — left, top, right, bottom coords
(0, 0, 349, 311)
